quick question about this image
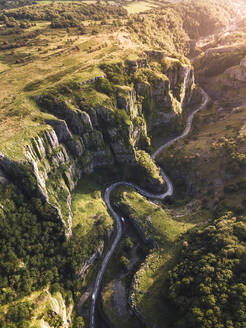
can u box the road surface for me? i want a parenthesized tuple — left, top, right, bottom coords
(89, 88, 209, 328)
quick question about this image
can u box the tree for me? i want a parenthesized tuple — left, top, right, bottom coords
(73, 316, 85, 328)
(120, 256, 129, 270)
(124, 237, 133, 251)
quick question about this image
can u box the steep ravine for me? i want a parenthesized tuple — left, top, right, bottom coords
(0, 54, 195, 237)
(91, 88, 208, 328)
(0, 54, 196, 327)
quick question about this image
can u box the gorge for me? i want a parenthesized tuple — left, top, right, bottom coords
(1, 1, 246, 328)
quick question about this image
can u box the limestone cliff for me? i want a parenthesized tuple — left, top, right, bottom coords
(0, 53, 195, 236)
(134, 53, 194, 130)
(224, 54, 246, 86)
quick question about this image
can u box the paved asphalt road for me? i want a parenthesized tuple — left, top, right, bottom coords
(89, 88, 209, 328)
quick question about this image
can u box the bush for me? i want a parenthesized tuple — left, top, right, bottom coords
(95, 78, 114, 96)
(73, 316, 85, 328)
(50, 283, 62, 295)
(124, 237, 133, 251)
(120, 256, 129, 270)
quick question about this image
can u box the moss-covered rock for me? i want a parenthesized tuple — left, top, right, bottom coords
(134, 150, 165, 192)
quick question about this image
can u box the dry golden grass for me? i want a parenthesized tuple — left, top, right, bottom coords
(0, 21, 145, 159)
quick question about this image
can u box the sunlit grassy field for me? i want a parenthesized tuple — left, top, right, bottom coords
(37, 0, 159, 13)
(124, 0, 158, 14)
(71, 172, 113, 232)
(0, 17, 142, 159)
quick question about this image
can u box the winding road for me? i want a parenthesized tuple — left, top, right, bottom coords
(89, 87, 209, 328)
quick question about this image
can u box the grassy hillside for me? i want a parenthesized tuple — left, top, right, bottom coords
(0, 0, 237, 160)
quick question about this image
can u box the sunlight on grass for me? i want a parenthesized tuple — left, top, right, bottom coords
(0, 62, 9, 73)
(71, 173, 113, 234)
(116, 187, 194, 244)
(124, 1, 158, 14)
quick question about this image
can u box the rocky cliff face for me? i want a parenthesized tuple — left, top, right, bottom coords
(224, 54, 246, 86)
(134, 54, 194, 130)
(24, 127, 81, 237)
(34, 290, 73, 328)
(0, 54, 194, 236)
(0, 87, 147, 236)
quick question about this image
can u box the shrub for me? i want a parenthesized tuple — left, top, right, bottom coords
(95, 78, 114, 96)
(120, 256, 129, 270)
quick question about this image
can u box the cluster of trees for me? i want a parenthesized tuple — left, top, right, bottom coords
(120, 237, 133, 270)
(0, 0, 35, 11)
(95, 77, 115, 97)
(69, 222, 106, 275)
(73, 315, 85, 328)
(0, 182, 72, 307)
(135, 150, 163, 183)
(176, 0, 237, 39)
(0, 301, 34, 328)
(195, 50, 245, 77)
(224, 178, 246, 195)
(43, 310, 63, 328)
(211, 137, 246, 174)
(126, 9, 189, 56)
(100, 63, 127, 85)
(0, 168, 107, 325)
(125, 0, 237, 56)
(50, 16, 79, 29)
(1, 2, 127, 28)
(166, 212, 246, 328)
(0, 14, 34, 28)
(213, 178, 246, 217)
(0, 29, 40, 50)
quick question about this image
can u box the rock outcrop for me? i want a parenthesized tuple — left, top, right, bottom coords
(134, 55, 194, 130)
(223, 54, 246, 86)
(39, 291, 73, 328)
(75, 241, 104, 279)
